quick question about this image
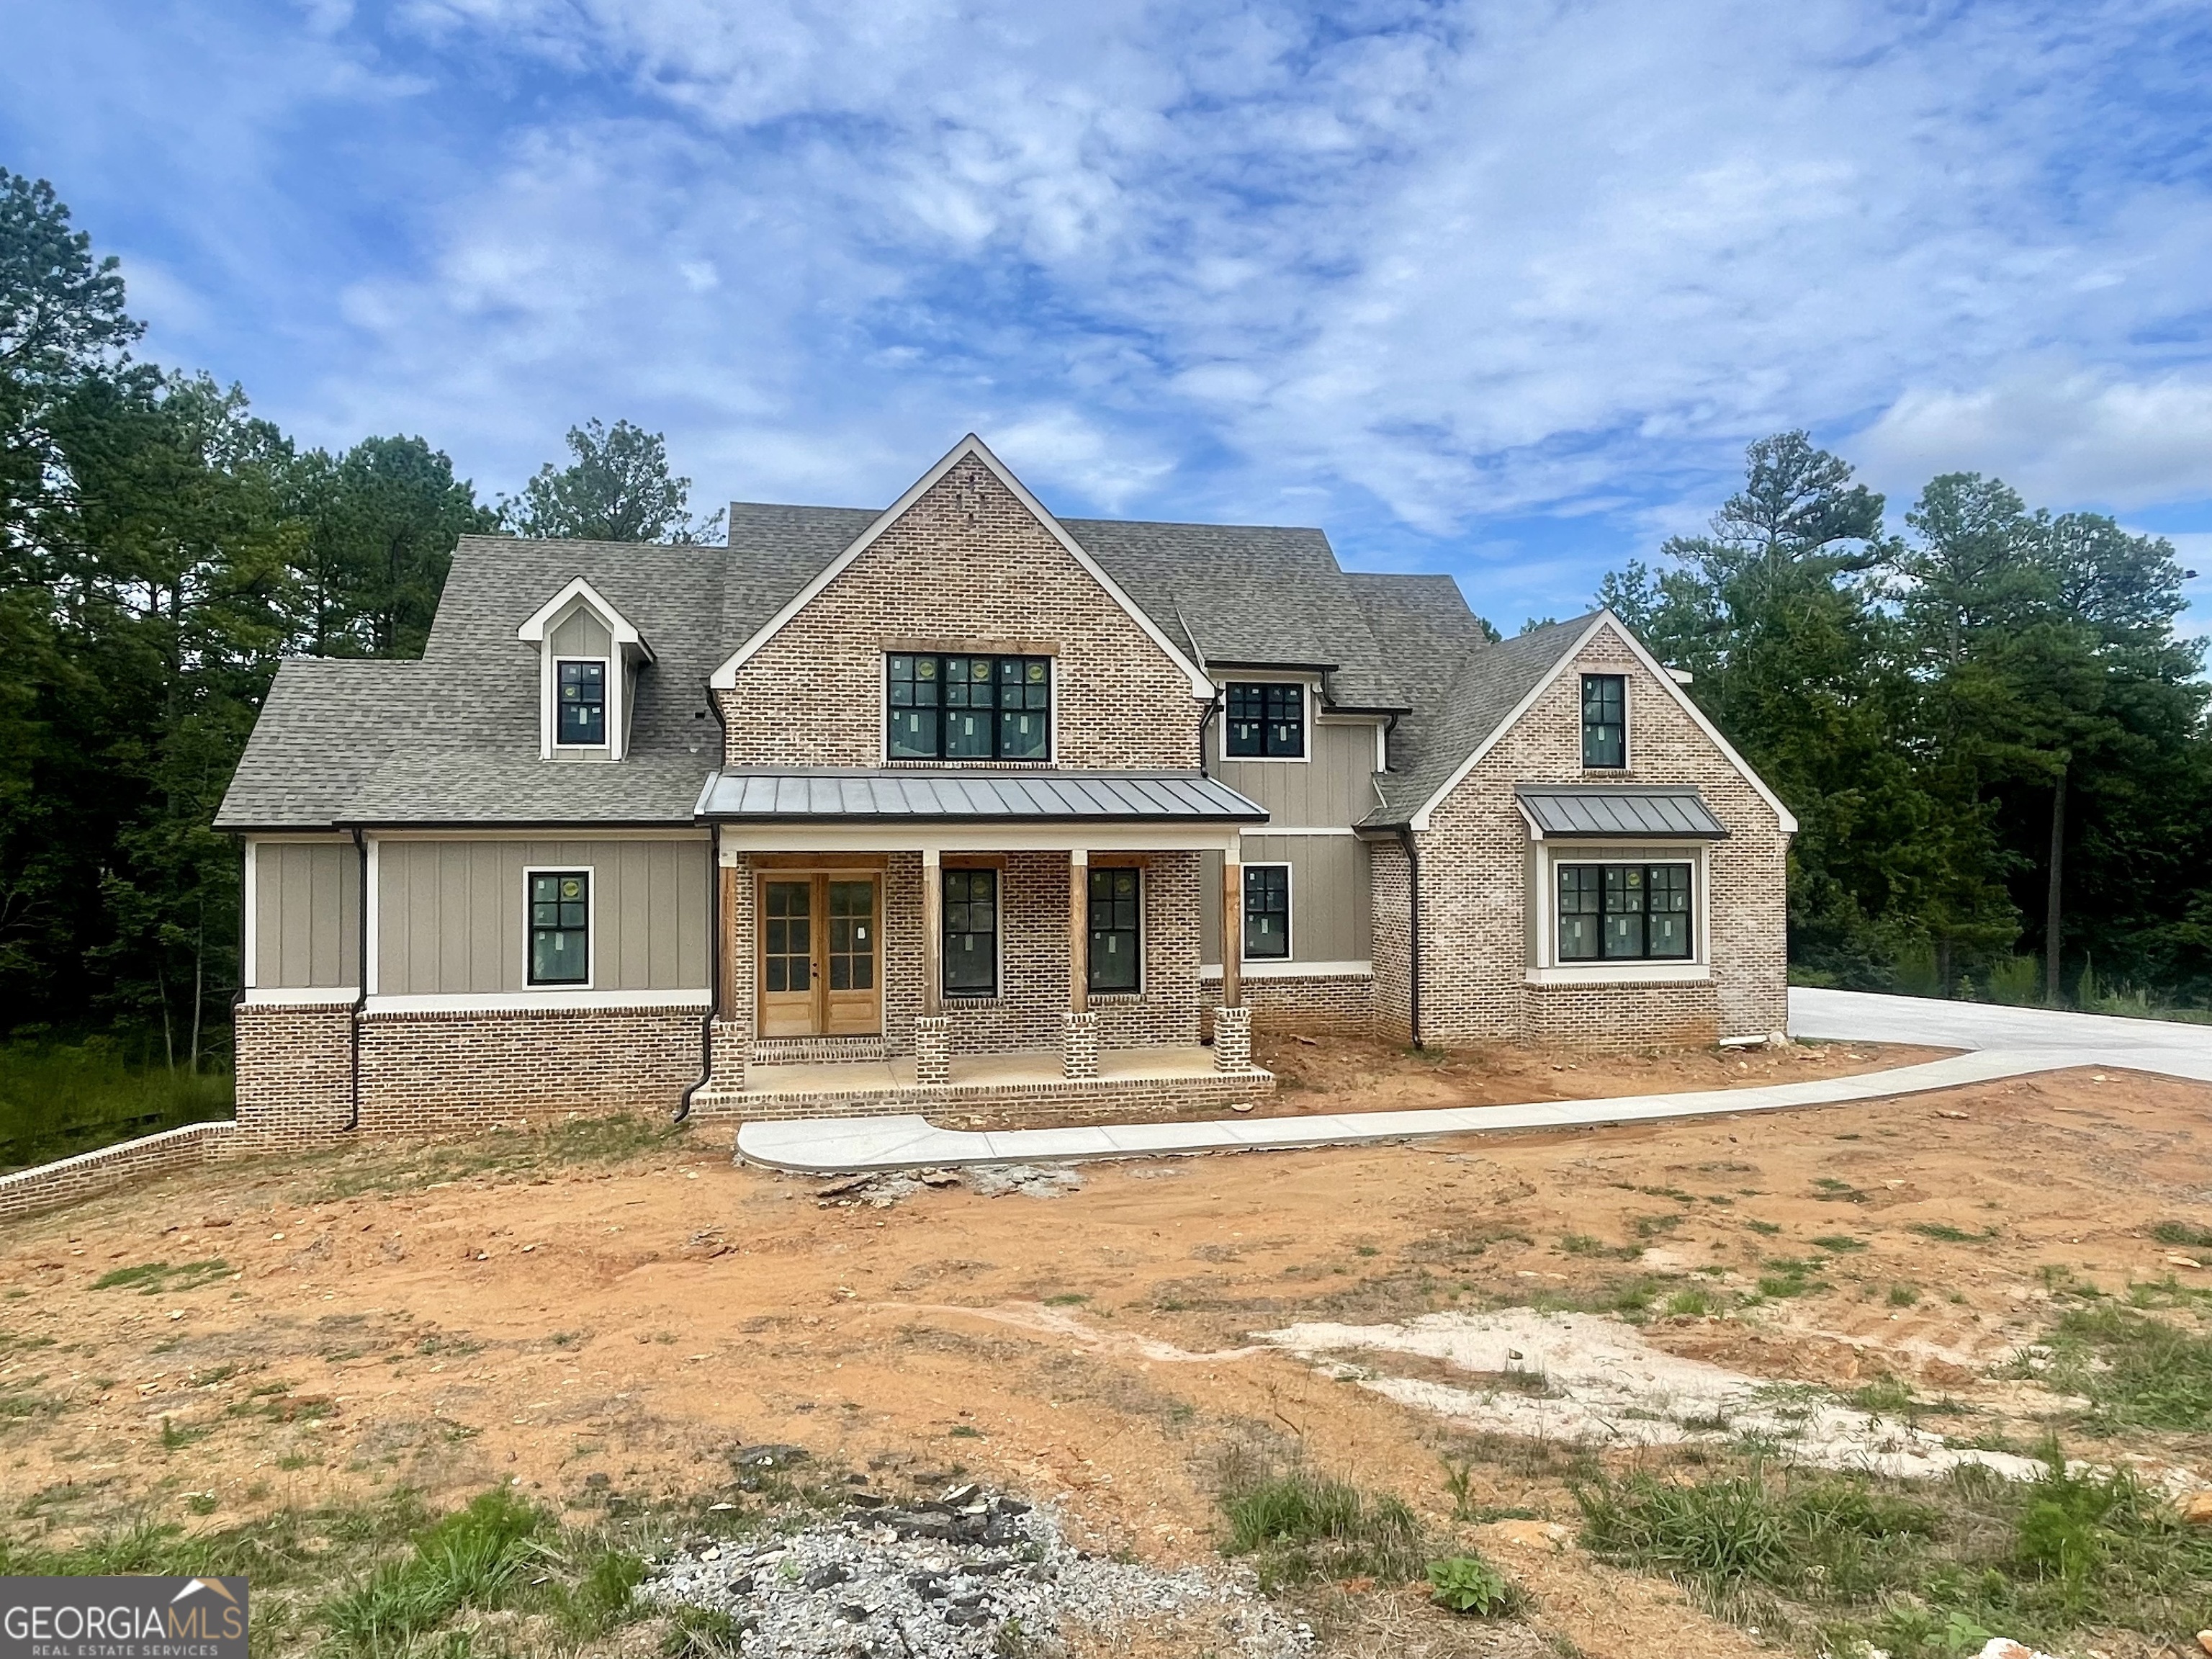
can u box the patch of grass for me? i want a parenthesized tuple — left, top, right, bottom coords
(1560, 1233, 1639, 1260)
(1041, 1293, 1088, 1307)
(660, 1605, 749, 1658)
(1910, 1222, 1996, 1244)
(1630, 1213, 1685, 1240)
(2151, 1220, 2212, 1250)
(305, 1113, 689, 1200)
(1744, 1219, 1783, 1236)
(1576, 1451, 2212, 1657)
(1755, 1259, 1825, 1299)
(1811, 1177, 1865, 1202)
(1219, 1465, 1426, 1590)
(0, 1037, 233, 1172)
(1666, 1288, 1719, 1318)
(1890, 1283, 1923, 1308)
(93, 1260, 232, 1295)
(1811, 1234, 1868, 1254)
(2042, 1304, 2212, 1430)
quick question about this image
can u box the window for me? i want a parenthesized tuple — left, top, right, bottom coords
(1243, 864, 1290, 959)
(1087, 866, 1141, 993)
(887, 654, 1051, 760)
(529, 871, 590, 984)
(1226, 682, 1305, 757)
(557, 660, 607, 746)
(942, 868, 998, 998)
(1557, 862, 1691, 961)
(1581, 674, 1625, 768)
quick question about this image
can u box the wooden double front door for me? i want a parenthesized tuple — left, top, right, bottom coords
(757, 872, 881, 1038)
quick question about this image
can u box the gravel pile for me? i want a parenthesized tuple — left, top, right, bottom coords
(642, 1483, 1310, 1658)
(811, 1165, 1084, 1209)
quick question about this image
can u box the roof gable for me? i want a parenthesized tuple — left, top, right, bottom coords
(709, 434, 1213, 696)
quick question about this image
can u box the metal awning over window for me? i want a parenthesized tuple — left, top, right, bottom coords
(697, 769, 1267, 824)
(1514, 784, 1730, 839)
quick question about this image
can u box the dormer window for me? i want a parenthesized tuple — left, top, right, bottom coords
(557, 660, 607, 745)
(516, 577, 654, 762)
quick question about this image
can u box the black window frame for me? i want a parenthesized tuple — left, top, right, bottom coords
(557, 657, 608, 747)
(1225, 681, 1305, 758)
(1581, 673, 1626, 769)
(1557, 860, 1693, 962)
(1242, 863, 1290, 960)
(1086, 865, 1143, 994)
(528, 869, 592, 986)
(941, 867, 999, 1000)
(886, 653, 1052, 762)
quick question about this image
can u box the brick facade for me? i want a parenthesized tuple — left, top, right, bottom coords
(1208, 970, 1377, 1038)
(1370, 837, 1414, 1045)
(0, 1120, 238, 1223)
(1412, 621, 1789, 1048)
(354, 1003, 706, 1131)
(716, 457, 1202, 770)
(235, 998, 356, 1150)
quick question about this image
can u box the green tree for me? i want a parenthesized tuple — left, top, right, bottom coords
(500, 417, 724, 544)
(290, 434, 491, 657)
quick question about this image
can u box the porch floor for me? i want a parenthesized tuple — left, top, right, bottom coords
(740, 1042, 1221, 1099)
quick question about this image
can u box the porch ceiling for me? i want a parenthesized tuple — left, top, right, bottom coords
(696, 768, 1266, 824)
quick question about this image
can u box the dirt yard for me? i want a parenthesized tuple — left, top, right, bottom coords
(5, 1035, 2211, 1657)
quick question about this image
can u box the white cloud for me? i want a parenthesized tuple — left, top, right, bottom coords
(1856, 369, 2212, 511)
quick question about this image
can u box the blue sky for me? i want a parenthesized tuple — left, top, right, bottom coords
(6, 0, 2212, 630)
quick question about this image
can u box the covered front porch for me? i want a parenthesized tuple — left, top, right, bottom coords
(684, 769, 1277, 1122)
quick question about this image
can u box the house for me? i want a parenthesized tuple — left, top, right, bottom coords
(215, 434, 1794, 1145)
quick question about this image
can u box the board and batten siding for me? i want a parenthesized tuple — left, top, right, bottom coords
(1201, 836, 1372, 966)
(376, 837, 710, 995)
(1211, 718, 1380, 828)
(253, 837, 361, 989)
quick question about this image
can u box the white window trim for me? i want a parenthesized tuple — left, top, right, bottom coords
(1580, 670, 1631, 773)
(1240, 859, 1293, 964)
(1087, 861, 1144, 998)
(1531, 842, 1709, 980)
(881, 650, 1059, 767)
(1218, 673, 1317, 765)
(524, 864, 597, 991)
(552, 654, 614, 755)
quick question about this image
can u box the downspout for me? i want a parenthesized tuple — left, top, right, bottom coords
(1174, 598, 1220, 777)
(677, 687, 732, 1123)
(1395, 824, 1422, 1051)
(676, 828, 718, 1123)
(347, 827, 367, 1131)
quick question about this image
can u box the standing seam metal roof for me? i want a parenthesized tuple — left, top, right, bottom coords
(1514, 785, 1730, 839)
(696, 770, 1265, 822)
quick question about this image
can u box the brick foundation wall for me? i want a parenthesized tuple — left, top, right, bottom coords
(0, 1121, 236, 1223)
(1522, 979, 1722, 1048)
(715, 456, 1202, 769)
(734, 1068, 1274, 1130)
(1205, 972, 1376, 1037)
(355, 1003, 706, 1132)
(235, 998, 356, 1150)
(1416, 621, 1789, 1047)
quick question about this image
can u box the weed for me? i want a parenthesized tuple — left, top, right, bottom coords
(0, 1038, 233, 1171)
(660, 1606, 748, 1658)
(2042, 1304, 2212, 1430)
(1630, 1213, 1685, 1239)
(1666, 1288, 1718, 1318)
(1426, 1554, 1520, 1615)
(1889, 1283, 1922, 1307)
(1745, 1220, 1782, 1236)
(320, 1487, 543, 1650)
(1811, 1235, 1868, 1253)
(1042, 1293, 1088, 1307)
(1910, 1222, 1995, 1244)
(1560, 1233, 1639, 1260)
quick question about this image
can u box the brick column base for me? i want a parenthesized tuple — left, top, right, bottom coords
(1062, 1011, 1101, 1080)
(1213, 1004, 1253, 1072)
(914, 1015, 950, 1089)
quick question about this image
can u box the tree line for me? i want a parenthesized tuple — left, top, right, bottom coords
(0, 171, 719, 1066)
(1602, 432, 2208, 1006)
(6, 167, 2209, 1066)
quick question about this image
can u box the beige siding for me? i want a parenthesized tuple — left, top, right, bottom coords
(377, 837, 709, 994)
(1213, 719, 1380, 827)
(549, 610, 613, 657)
(255, 838, 361, 989)
(1202, 835, 1372, 966)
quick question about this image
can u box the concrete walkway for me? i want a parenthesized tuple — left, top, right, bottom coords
(735, 989, 2212, 1174)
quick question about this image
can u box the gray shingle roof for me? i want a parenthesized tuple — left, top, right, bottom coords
(1514, 784, 1729, 839)
(698, 769, 1265, 823)
(217, 492, 1603, 832)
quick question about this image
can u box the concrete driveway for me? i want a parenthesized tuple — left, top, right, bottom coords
(1789, 986, 2212, 1084)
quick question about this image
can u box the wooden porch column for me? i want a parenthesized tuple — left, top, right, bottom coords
(921, 847, 943, 1017)
(718, 858, 740, 1017)
(1068, 849, 1089, 1012)
(1220, 854, 1243, 1010)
